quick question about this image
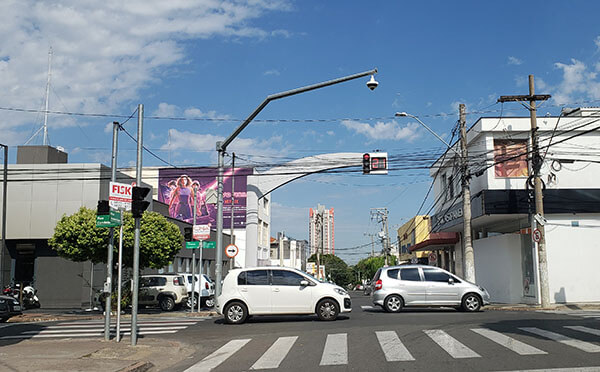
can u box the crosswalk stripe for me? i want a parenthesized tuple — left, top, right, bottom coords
(361, 305, 375, 310)
(184, 339, 251, 372)
(42, 322, 196, 329)
(471, 328, 546, 355)
(424, 330, 481, 358)
(376, 331, 415, 361)
(250, 336, 298, 370)
(519, 327, 600, 353)
(1, 329, 181, 340)
(23, 326, 188, 334)
(493, 367, 600, 372)
(54, 321, 199, 327)
(564, 325, 600, 336)
(320, 333, 348, 366)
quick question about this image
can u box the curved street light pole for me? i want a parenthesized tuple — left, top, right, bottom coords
(214, 68, 378, 297)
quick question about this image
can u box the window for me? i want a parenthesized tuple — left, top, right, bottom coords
(237, 271, 247, 285)
(422, 269, 451, 282)
(387, 269, 399, 279)
(400, 268, 421, 281)
(246, 270, 269, 285)
(448, 175, 454, 199)
(271, 270, 306, 286)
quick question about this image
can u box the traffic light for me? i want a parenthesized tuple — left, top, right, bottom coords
(131, 186, 151, 218)
(97, 200, 110, 216)
(184, 227, 193, 242)
(362, 153, 371, 174)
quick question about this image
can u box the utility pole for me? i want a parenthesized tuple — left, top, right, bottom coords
(459, 104, 475, 283)
(230, 153, 235, 270)
(363, 232, 375, 257)
(0, 144, 7, 289)
(498, 75, 551, 307)
(104, 121, 119, 341)
(191, 190, 197, 313)
(370, 208, 390, 265)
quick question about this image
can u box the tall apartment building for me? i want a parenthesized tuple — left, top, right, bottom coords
(308, 204, 335, 255)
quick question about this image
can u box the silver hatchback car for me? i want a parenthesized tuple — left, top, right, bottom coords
(371, 265, 490, 312)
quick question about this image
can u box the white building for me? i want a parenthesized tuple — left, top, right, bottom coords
(269, 232, 308, 270)
(309, 204, 335, 255)
(418, 107, 600, 304)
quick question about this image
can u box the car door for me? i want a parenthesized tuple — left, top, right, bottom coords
(270, 269, 313, 314)
(397, 267, 427, 305)
(422, 268, 461, 305)
(237, 269, 271, 314)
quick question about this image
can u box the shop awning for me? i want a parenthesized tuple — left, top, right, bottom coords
(409, 232, 459, 252)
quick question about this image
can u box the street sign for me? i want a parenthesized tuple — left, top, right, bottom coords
(428, 252, 437, 265)
(202, 241, 216, 249)
(186, 241, 200, 249)
(532, 228, 542, 243)
(193, 224, 210, 240)
(109, 182, 132, 211)
(96, 212, 121, 228)
(225, 244, 239, 258)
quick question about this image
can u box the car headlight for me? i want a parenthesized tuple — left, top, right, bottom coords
(334, 288, 347, 296)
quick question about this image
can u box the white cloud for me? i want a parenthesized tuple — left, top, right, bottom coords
(0, 0, 291, 144)
(326, 130, 334, 136)
(183, 107, 231, 120)
(552, 58, 600, 104)
(342, 119, 420, 141)
(153, 102, 179, 117)
(264, 69, 281, 76)
(508, 56, 523, 65)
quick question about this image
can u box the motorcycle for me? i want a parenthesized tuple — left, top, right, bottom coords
(2, 284, 40, 309)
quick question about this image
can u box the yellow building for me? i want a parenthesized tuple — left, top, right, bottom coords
(397, 215, 431, 260)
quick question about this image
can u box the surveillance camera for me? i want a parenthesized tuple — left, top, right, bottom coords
(366, 75, 378, 90)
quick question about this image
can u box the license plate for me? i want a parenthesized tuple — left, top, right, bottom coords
(13, 305, 21, 311)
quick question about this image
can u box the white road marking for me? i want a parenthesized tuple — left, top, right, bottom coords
(250, 336, 297, 370)
(320, 333, 348, 366)
(22, 326, 187, 334)
(42, 322, 197, 329)
(520, 327, 600, 353)
(184, 339, 251, 372)
(361, 305, 374, 310)
(1, 329, 182, 339)
(493, 367, 600, 372)
(471, 328, 546, 355)
(375, 331, 415, 361)
(424, 329, 480, 358)
(564, 325, 600, 336)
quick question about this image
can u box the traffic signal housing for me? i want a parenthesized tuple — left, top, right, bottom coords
(97, 200, 110, 216)
(362, 153, 371, 174)
(131, 186, 151, 218)
(362, 152, 388, 175)
(184, 227, 193, 242)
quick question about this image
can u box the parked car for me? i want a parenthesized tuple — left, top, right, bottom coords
(0, 294, 22, 322)
(180, 273, 215, 309)
(139, 274, 188, 311)
(216, 267, 352, 324)
(371, 265, 490, 312)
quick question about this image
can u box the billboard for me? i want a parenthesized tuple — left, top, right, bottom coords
(158, 167, 252, 229)
(494, 139, 529, 178)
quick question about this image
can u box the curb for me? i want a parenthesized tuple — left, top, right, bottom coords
(118, 361, 154, 372)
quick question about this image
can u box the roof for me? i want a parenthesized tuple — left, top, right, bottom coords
(409, 232, 460, 252)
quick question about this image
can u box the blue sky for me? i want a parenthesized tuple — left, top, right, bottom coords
(2, 1, 600, 264)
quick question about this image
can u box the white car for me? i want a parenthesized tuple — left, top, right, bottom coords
(216, 267, 352, 324)
(180, 273, 215, 308)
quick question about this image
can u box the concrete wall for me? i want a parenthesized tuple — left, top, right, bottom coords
(545, 215, 600, 303)
(473, 233, 523, 304)
(36, 256, 87, 308)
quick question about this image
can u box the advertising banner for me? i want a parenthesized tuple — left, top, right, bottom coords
(158, 167, 252, 228)
(494, 139, 529, 178)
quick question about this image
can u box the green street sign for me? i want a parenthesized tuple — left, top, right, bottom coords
(96, 214, 120, 228)
(186, 241, 200, 249)
(110, 210, 121, 224)
(202, 241, 216, 249)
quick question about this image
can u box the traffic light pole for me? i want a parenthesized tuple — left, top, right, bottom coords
(191, 191, 197, 313)
(104, 121, 119, 341)
(1, 144, 7, 290)
(131, 104, 143, 346)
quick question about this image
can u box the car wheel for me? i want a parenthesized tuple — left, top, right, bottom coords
(224, 301, 247, 324)
(202, 296, 215, 308)
(461, 293, 482, 312)
(384, 295, 403, 313)
(186, 293, 199, 309)
(159, 296, 175, 311)
(316, 299, 339, 321)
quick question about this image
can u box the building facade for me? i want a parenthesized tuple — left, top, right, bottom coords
(269, 232, 308, 270)
(420, 107, 600, 304)
(309, 204, 335, 255)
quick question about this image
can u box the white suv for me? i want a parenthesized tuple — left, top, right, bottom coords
(216, 267, 352, 324)
(139, 274, 188, 311)
(181, 273, 215, 308)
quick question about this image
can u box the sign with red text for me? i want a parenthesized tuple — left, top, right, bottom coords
(193, 224, 210, 240)
(109, 182, 132, 211)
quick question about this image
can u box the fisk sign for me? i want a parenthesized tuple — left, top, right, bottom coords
(109, 182, 132, 211)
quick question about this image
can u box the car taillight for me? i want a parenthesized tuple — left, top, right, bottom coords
(374, 279, 382, 291)
(173, 277, 180, 285)
(205, 282, 209, 289)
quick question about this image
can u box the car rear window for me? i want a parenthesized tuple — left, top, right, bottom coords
(237, 271, 247, 285)
(387, 269, 399, 279)
(400, 268, 421, 281)
(372, 268, 382, 282)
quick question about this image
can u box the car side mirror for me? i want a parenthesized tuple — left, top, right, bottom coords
(448, 278, 454, 285)
(300, 280, 309, 287)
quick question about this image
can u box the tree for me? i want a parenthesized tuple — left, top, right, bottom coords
(308, 253, 352, 287)
(49, 207, 183, 270)
(354, 255, 398, 282)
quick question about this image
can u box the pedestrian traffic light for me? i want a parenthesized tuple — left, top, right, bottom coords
(131, 186, 151, 218)
(184, 227, 193, 242)
(97, 200, 110, 216)
(362, 153, 371, 174)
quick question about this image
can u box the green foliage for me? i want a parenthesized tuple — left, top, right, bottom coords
(308, 253, 352, 287)
(49, 207, 183, 270)
(354, 255, 398, 281)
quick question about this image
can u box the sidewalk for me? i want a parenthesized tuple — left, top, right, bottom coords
(0, 337, 195, 372)
(487, 302, 600, 311)
(6, 309, 218, 323)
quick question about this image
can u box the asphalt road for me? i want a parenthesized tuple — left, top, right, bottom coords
(161, 292, 600, 372)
